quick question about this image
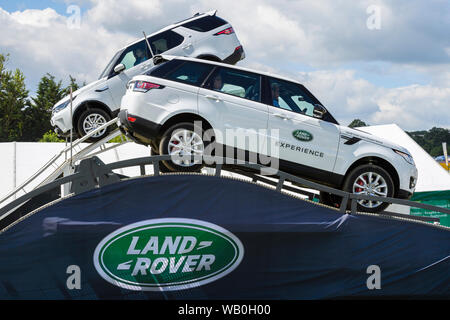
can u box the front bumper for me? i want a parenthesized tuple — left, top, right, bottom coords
(397, 189, 413, 200)
(118, 109, 161, 145)
(397, 163, 418, 199)
(51, 106, 73, 135)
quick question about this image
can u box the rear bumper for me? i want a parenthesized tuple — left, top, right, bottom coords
(118, 109, 161, 144)
(223, 46, 245, 65)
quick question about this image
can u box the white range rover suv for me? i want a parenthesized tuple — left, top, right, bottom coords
(118, 56, 418, 213)
(50, 10, 245, 141)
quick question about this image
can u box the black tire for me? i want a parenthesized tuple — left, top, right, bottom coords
(159, 122, 207, 172)
(150, 148, 172, 173)
(197, 55, 222, 62)
(343, 164, 395, 213)
(76, 108, 111, 142)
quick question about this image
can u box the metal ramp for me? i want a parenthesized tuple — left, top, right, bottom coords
(1, 118, 449, 230)
(0, 118, 129, 218)
(1, 153, 450, 232)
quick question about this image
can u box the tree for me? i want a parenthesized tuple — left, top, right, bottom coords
(0, 53, 29, 141)
(22, 73, 84, 141)
(21, 73, 67, 141)
(39, 130, 65, 142)
(408, 127, 450, 157)
(348, 119, 368, 128)
(64, 75, 82, 96)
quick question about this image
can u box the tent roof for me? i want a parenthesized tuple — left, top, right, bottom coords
(358, 124, 450, 192)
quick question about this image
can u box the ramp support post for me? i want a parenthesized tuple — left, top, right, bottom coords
(70, 157, 120, 195)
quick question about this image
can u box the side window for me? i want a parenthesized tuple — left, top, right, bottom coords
(163, 61, 214, 86)
(99, 50, 122, 79)
(116, 40, 150, 71)
(268, 77, 316, 116)
(148, 30, 184, 54)
(182, 16, 227, 32)
(146, 59, 185, 77)
(205, 67, 261, 102)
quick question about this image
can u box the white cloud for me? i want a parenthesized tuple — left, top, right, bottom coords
(372, 85, 450, 130)
(0, 6, 132, 91)
(296, 69, 450, 130)
(0, 0, 448, 130)
(10, 8, 62, 27)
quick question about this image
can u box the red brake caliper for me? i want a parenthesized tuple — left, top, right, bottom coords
(170, 140, 179, 152)
(356, 179, 364, 192)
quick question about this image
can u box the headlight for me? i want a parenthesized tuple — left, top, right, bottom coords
(52, 96, 76, 114)
(394, 149, 414, 165)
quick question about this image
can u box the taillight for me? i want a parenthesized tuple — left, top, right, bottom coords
(214, 27, 234, 36)
(132, 81, 163, 93)
(127, 116, 137, 123)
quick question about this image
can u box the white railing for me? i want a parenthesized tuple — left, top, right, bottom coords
(0, 118, 128, 209)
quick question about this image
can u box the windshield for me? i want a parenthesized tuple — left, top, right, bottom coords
(98, 49, 123, 79)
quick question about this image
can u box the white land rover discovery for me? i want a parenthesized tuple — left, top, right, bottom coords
(118, 56, 418, 213)
(50, 10, 245, 141)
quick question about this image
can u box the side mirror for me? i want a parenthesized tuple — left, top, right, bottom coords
(153, 55, 167, 65)
(297, 95, 305, 102)
(114, 63, 125, 74)
(313, 104, 327, 119)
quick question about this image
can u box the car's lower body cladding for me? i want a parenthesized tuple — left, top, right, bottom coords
(117, 114, 347, 188)
(397, 189, 413, 200)
(118, 114, 411, 199)
(118, 110, 161, 145)
(223, 46, 245, 65)
(54, 127, 71, 138)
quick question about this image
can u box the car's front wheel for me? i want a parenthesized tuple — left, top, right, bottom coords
(159, 122, 206, 172)
(343, 164, 395, 213)
(77, 108, 111, 142)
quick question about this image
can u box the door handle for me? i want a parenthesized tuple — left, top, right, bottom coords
(272, 113, 290, 120)
(205, 95, 222, 102)
(140, 63, 152, 70)
(182, 43, 192, 49)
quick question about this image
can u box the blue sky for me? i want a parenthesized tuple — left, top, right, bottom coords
(0, 0, 64, 14)
(0, 0, 90, 14)
(0, 0, 448, 130)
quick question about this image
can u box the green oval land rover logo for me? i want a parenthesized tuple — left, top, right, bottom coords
(292, 129, 313, 142)
(93, 218, 244, 291)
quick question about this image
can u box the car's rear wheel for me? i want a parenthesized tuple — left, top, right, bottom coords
(343, 164, 395, 213)
(159, 122, 206, 172)
(150, 148, 172, 173)
(77, 108, 111, 142)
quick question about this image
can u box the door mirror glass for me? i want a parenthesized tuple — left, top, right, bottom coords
(114, 63, 126, 74)
(313, 104, 327, 119)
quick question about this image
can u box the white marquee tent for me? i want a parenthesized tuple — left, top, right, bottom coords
(358, 124, 450, 192)
(0, 142, 152, 200)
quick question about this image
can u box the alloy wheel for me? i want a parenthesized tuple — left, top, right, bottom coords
(83, 113, 107, 138)
(352, 171, 388, 209)
(168, 129, 204, 167)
